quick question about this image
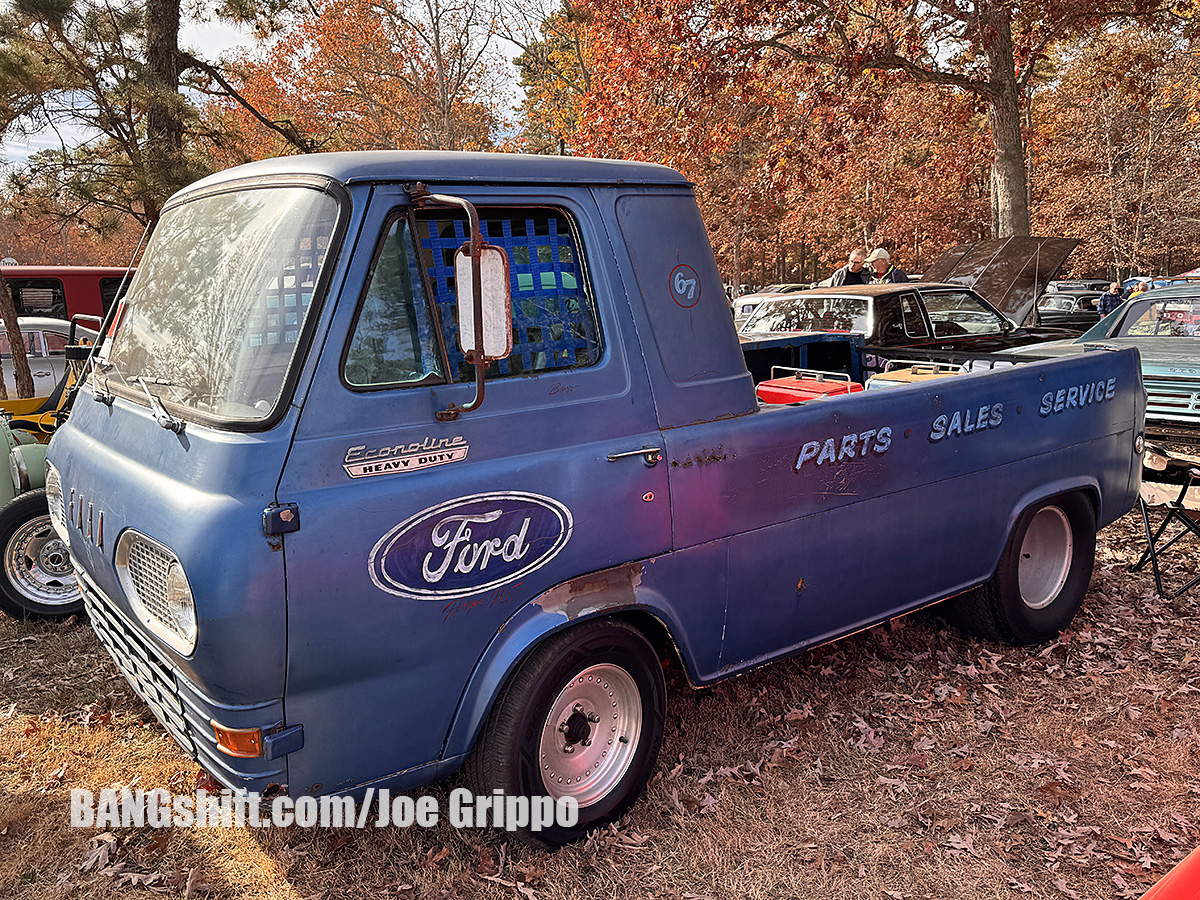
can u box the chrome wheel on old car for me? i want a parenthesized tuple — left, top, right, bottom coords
(0, 489, 82, 621)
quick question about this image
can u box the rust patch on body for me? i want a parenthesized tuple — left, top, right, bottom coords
(532, 562, 644, 620)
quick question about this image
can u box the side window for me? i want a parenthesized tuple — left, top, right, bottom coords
(923, 291, 1003, 336)
(345, 216, 445, 388)
(99, 277, 132, 313)
(899, 292, 929, 337)
(9, 279, 66, 318)
(415, 207, 601, 381)
(0, 330, 36, 356)
(45, 332, 69, 355)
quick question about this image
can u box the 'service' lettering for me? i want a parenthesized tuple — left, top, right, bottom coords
(1038, 378, 1117, 417)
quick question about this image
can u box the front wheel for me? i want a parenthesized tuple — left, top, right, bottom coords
(0, 489, 82, 621)
(466, 619, 666, 848)
(945, 493, 1096, 646)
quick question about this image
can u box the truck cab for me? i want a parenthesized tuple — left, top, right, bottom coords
(47, 152, 1145, 847)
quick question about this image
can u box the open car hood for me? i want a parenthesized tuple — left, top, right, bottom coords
(920, 237, 1078, 325)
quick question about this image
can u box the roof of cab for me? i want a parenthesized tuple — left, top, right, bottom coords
(175, 151, 692, 200)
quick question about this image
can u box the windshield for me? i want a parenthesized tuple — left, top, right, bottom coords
(741, 295, 870, 334)
(1119, 297, 1200, 338)
(103, 186, 340, 423)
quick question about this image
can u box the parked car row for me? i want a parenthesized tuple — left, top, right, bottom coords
(738, 238, 1079, 363)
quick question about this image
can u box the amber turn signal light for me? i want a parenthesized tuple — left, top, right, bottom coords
(212, 721, 263, 758)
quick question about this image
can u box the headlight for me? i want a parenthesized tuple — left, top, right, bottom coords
(164, 563, 197, 645)
(45, 463, 69, 544)
(115, 531, 197, 655)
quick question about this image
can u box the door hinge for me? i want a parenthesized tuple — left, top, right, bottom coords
(263, 503, 301, 536)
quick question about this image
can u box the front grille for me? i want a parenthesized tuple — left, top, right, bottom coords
(1144, 377, 1200, 417)
(125, 539, 185, 639)
(83, 580, 195, 756)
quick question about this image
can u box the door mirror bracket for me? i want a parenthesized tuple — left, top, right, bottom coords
(409, 183, 513, 422)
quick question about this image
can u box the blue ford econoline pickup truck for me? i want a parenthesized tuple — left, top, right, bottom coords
(46, 152, 1145, 846)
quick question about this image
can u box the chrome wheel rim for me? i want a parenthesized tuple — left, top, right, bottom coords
(5, 514, 76, 606)
(1018, 506, 1073, 611)
(537, 664, 642, 806)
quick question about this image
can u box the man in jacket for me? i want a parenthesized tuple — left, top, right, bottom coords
(866, 248, 909, 284)
(1098, 283, 1124, 316)
(829, 248, 869, 286)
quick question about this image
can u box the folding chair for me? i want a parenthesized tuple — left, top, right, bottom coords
(1129, 468, 1200, 599)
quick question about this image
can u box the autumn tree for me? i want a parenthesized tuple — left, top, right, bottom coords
(216, 0, 506, 158)
(1032, 25, 1200, 276)
(502, 0, 592, 154)
(727, 0, 1177, 239)
(780, 75, 992, 275)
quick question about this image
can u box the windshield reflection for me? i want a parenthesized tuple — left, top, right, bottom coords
(105, 186, 340, 423)
(742, 295, 870, 334)
(1121, 299, 1200, 338)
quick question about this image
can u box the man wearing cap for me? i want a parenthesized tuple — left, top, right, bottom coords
(829, 247, 870, 286)
(866, 248, 909, 284)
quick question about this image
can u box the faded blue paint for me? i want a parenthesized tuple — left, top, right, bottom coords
(48, 152, 1145, 801)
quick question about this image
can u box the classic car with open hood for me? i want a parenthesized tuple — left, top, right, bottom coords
(740, 237, 1080, 363)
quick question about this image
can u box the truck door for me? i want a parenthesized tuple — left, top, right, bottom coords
(274, 184, 670, 794)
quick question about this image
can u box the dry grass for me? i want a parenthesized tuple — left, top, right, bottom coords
(2, 508, 1198, 900)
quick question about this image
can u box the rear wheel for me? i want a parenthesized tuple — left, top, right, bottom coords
(466, 619, 666, 848)
(0, 489, 81, 621)
(946, 493, 1095, 645)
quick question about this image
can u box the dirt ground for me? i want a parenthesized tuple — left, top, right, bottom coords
(1, 508, 1198, 900)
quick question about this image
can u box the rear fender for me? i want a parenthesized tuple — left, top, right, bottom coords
(440, 561, 691, 762)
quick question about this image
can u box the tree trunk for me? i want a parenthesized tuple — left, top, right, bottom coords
(0, 272, 35, 399)
(983, 11, 1031, 238)
(146, 0, 182, 227)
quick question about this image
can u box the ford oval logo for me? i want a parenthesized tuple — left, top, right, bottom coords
(368, 492, 574, 599)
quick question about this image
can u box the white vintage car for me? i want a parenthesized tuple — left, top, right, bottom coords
(0, 316, 97, 398)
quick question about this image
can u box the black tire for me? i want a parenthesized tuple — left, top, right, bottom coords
(0, 489, 81, 621)
(466, 619, 666, 848)
(945, 492, 1095, 646)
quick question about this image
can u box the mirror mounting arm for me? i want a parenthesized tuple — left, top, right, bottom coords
(411, 183, 488, 422)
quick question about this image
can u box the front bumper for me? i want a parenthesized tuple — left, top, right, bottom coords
(81, 571, 292, 793)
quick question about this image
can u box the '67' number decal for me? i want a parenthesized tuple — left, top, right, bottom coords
(669, 264, 700, 308)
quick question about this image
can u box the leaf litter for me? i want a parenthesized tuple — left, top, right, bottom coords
(1, 509, 1199, 898)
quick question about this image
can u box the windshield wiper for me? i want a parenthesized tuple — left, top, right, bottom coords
(91, 358, 127, 407)
(135, 377, 186, 434)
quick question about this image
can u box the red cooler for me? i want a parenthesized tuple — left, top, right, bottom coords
(756, 367, 864, 404)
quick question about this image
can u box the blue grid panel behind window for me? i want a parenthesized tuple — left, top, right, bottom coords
(407, 243, 440, 375)
(244, 233, 327, 349)
(420, 212, 600, 381)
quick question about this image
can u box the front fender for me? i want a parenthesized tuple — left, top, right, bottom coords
(440, 561, 692, 763)
(10, 442, 48, 494)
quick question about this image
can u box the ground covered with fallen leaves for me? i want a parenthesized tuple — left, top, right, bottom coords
(1, 508, 1198, 900)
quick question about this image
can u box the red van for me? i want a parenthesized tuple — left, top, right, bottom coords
(0, 266, 134, 319)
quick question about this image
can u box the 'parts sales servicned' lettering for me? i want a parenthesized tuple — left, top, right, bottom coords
(929, 403, 1003, 442)
(796, 427, 892, 471)
(1039, 378, 1117, 417)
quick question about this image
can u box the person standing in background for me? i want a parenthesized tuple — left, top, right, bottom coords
(1099, 282, 1124, 316)
(829, 248, 870, 286)
(866, 248, 909, 284)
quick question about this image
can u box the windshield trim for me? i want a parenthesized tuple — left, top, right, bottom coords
(99, 176, 352, 433)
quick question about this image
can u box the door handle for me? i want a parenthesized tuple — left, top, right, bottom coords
(607, 446, 663, 467)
